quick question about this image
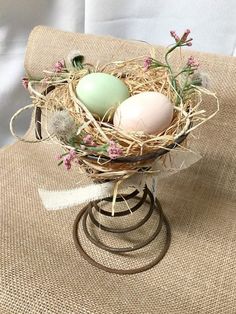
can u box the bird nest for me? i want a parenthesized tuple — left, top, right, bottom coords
(11, 30, 219, 182)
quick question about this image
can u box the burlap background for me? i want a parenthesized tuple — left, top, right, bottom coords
(0, 26, 236, 313)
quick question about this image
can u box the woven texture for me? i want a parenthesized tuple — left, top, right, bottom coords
(1, 26, 236, 313)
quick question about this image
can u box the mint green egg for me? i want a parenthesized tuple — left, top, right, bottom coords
(76, 73, 130, 118)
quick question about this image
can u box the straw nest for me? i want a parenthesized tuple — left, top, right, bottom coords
(11, 58, 219, 181)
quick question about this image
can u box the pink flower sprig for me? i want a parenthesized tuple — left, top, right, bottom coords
(56, 149, 78, 170)
(175, 56, 200, 100)
(80, 140, 123, 159)
(144, 57, 152, 71)
(181, 29, 192, 46)
(107, 141, 123, 159)
(143, 57, 166, 71)
(165, 30, 194, 99)
(22, 77, 29, 89)
(173, 56, 200, 79)
(170, 29, 192, 46)
(170, 31, 180, 43)
(82, 134, 97, 146)
(187, 56, 200, 68)
(63, 150, 77, 170)
(146, 28, 199, 105)
(54, 59, 65, 73)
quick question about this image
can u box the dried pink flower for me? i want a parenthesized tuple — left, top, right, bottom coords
(170, 29, 192, 46)
(186, 41, 192, 46)
(83, 134, 96, 146)
(69, 149, 77, 158)
(107, 141, 123, 159)
(63, 156, 72, 170)
(181, 29, 191, 42)
(63, 149, 77, 170)
(54, 59, 65, 73)
(170, 30, 180, 42)
(144, 57, 152, 71)
(187, 56, 199, 68)
(22, 77, 29, 89)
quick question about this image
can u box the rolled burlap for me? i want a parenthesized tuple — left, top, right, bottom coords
(1, 26, 236, 313)
(25, 26, 157, 79)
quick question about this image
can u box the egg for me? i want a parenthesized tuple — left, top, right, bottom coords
(76, 73, 130, 118)
(113, 92, 173, 134)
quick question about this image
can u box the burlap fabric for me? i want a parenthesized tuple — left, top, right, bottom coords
(0, 26, 236, 313)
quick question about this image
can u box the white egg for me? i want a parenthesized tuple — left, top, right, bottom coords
(113, 92, 174, 134)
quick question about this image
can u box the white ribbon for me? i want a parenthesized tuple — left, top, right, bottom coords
(39, 173, 147, 210)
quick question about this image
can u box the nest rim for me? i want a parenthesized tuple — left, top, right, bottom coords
(83, 128, 189, 164)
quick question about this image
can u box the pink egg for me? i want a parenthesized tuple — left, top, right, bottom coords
(113, 92, 174, 134)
